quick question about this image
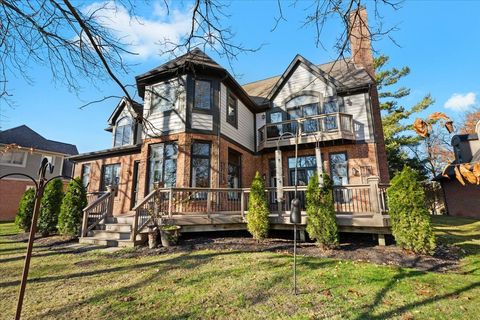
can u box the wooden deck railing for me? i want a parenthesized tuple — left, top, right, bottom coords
(258, 112, 354, 144)
(130, 177, 388, 236)
(81, 186, 115, 237)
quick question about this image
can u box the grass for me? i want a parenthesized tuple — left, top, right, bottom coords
(0, 216, 479, 320)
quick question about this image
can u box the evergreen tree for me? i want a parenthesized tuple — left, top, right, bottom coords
(247, 171, 269, 240)
(15, 188, 36, 232)
(375, 55, 434, 179)
(38, 179, 64, 236)
(387, 166, 436, 254)
(58, 178, 87, 236)
(305, 173, 338, 248)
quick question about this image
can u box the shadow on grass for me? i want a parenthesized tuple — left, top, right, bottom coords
(33, 250, 243, 319)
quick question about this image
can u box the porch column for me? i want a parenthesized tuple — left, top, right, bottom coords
(367, 176, 380, 214)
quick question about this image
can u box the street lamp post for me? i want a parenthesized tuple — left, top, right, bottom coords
(0, 158, 80, 320)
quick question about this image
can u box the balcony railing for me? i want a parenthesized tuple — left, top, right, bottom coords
(258, 112, 354, 150)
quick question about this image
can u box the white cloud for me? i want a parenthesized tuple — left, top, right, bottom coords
(444, 92, 477, 112)
(83, 1, 192, 60)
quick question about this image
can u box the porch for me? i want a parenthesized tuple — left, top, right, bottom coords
(80, 177, 390, 247)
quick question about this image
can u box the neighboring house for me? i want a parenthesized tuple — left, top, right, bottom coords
(70, 8, 391, 246)
(434, 122, 480, 218)
(0, 125, 78, 221)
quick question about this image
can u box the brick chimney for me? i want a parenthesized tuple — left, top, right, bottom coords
(348, 7, 374, 75)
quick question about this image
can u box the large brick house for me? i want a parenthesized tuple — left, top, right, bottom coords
(0, 125, 78, 221)
(71, 8, 390, 246)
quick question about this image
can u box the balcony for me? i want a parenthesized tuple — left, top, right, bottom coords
(257, 112, 355, 150)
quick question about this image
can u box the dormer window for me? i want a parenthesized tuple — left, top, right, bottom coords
(114, 117, 132, 147)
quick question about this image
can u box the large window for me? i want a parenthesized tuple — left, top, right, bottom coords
(329, 152, 348, 186)
(100, 163, 120, 191)
(226, 91, 238, 128)
(194, 80, 211, 110)
(150, 81, 177, 113)
(191, 142, 211, 188)
(81, 164, 91, 188)
(227, 149, 241, 200)
(148, 142, 178, 192)
(114, 117, 132, 147)
(288, 155, 316, 186)
(0, 151, 26, 166)
(323, 96, 344, 130)
(287, 103, 319, 133)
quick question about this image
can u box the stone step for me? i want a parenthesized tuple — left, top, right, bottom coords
(104, 223, 132, 232)
(89, 230, 132, 240)
(105, 215, 135, 224)
(79, 237, 135, 248)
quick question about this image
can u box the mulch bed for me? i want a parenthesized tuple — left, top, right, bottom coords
(110, 235, 462, 273)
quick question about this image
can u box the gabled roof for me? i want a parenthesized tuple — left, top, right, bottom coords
(242, 57, 373, 105)
(106, 97, 143, 130)
(0, 125, 78, 155)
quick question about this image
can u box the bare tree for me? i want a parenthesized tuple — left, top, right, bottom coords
(0, 0, 400, 127)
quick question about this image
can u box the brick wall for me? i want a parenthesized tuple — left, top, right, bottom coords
(0, 180, 36, 221)
(442, 180, 480, 218)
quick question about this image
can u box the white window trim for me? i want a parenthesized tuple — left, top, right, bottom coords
(0, 150, 28, 168)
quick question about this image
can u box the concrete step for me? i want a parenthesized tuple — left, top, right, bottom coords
(89, 230, 131, 240)
(79, 237, 135, 248)
(105, 215, 135, 224)
(105, 223, 132, 232)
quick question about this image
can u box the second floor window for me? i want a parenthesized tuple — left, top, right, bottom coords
(114, 117, 132, 147)
(0, 151, 26, 166)
(191, 142, 211, 188)
(151, 82, 177, 114)
(226, 91, 238, 127)
(194, 80, 211, 110)
(101, 163, 120, 191)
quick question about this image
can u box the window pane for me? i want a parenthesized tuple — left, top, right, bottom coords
(0, 152, 13, 163)
(192, 142, 210, 156)
(151, 83, 176, 113)
(192, 158, 210, 187)
(164, 143, 178, 158)
(164, 159, 177, 187)
(227, 93, 237, 126)
(330, 153, 348, 186)
(194, 80, 211, 110)
(12, 152, 25, 164)
(122, 125, 131, 145)
(82, 164, 91, 187)
(288, 156, 316, 169)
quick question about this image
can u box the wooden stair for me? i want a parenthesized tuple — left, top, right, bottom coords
(79, 215, 147, 247)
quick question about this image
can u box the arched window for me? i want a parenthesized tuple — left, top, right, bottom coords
(114, 117, 132, 147)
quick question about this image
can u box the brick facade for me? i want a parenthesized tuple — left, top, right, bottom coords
(441, 181, 480, 218)
(0, 179, 36, 221)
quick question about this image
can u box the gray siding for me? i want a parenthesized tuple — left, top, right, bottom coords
(143, 76, 187, 137)
(220, 83, 255, 151)
(191, 113, 214, 131)
(343, 93, 372, 141)
(0, 150, 65, 181)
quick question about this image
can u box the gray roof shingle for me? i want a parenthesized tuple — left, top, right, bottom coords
(0, 125, 78, 155)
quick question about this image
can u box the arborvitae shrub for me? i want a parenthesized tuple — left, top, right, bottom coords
(305, 173, 338, 248)
(387, 166, 436, 254)
(15, 188, 36, 232)
(58, 178, 87, 237)
(247, 171, 270, 240)
(38, 179, 64, 236)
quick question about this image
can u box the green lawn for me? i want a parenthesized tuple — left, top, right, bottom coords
(0, 216, 479, 320)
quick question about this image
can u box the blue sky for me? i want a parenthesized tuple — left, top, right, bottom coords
(1, 0, 479, 153)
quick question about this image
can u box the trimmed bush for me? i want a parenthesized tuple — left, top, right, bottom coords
(58, 177, 87, 237)
(305, 173, 338, 248)
(387, 166, 436, 254)
(38, 179, 64, 236)
(247, 171, 270, 240)
(15, 188, 36, 232)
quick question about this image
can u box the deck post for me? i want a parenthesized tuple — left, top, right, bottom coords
(168, 188, 173, 218)
(106, 185, 115, 218)
(206, 190, 212, 218)
(81, 209, 88, 237)
(367, 176, 381, 214)
(240, 189, 245, 219)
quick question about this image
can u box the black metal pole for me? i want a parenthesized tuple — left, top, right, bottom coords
(15, 180, 45, 320)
